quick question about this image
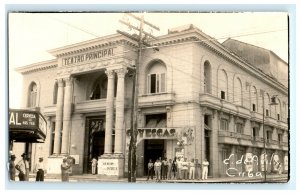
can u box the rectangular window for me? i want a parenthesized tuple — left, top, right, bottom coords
(150, 74, 156, 93)
(220, 119, 228, 131)
(160, 73, 165, 92)
(50, 122, 55, 155)
(277, 114, 280, 120)
(221, 91, 225, 100)
(278, 134, 282, 144)
(266, 109, 269, 116)
(148, 73, 166, 94)
(236, 123, 243, 134)
(252, 104, 256, 112)
(266, 131, 272, 142)
(252, 128, 256, 138)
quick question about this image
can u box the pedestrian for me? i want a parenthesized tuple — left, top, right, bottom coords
(181, 158, 188, 180)
(177, 157, 182, 180)
(167, 158, 172, 180)
(189, 158, 195, 180)
(147, 159, 154, 180)
(15, 153, 29, 181)
(202, 158, 209, 180)
(34, 157, 45, 181)
(171, 157, 177, 180)
(9, 154, 16, 181)
(91, 157, 98, 175)
(154, 159, 162, 182)
(162, 158, 168, 180)
(61, 158, 71, 182)
(195, 159, 201, 180)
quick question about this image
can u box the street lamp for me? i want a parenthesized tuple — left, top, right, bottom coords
(262, 91, 278, 181)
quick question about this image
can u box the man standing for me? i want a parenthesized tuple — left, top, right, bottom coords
(181, 158, 188, 180)
(189, 159, 195, 180)
(35, 157, 45, 181)
(61, 158, 71, 182)
(154, 159, 162, 182)
(195, 159, 201, 180)
(91, 157, 98, 175)
(202, 158, 209, 180)
(15, 153, 29, 181)
(9, 154, 16, 181)
(147, 159, 154, 180)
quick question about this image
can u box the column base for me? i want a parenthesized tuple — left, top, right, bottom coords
(47, 155, 65, 174)
(97, 157, 124, 178)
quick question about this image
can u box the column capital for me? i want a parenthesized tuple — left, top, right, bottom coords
(64, 77, 74, 86)
(115, 68, 128, 78)
(56, 78, 64, 87)
(105, 69, 115, 79)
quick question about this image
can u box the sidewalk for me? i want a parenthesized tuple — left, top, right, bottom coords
(27, 173, 288, 183)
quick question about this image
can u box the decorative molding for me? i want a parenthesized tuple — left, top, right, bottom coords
(105, 69, 115, 79)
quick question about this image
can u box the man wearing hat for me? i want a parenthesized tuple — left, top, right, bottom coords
(35, 157, 45, 181)
(9, 154, 16, 181)
(15, 153, 29, 181)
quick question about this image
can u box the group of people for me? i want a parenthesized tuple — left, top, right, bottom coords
(9, 152, 73, 182)
(147, 157, 209, 181)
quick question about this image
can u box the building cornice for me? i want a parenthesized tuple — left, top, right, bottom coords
(152, 28, 288, 95)
(15, 59, 58, 75)
(48, 33, 138, 57)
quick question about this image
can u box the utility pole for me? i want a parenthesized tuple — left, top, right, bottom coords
(118, 13, 159, 182)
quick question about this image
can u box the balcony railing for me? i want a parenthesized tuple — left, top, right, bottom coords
(138, 92, 175, 108)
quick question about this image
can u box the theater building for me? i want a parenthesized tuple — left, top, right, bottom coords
(12, 24, 288, 178)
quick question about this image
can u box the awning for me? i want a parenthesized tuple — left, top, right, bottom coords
(145, 118, 166, 128)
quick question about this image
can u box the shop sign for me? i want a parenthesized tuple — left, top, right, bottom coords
(63, 47, 115, 65)
(126, 128, 178, 139)
(98, 159, 119, 176)
(9, 109, 39, 129)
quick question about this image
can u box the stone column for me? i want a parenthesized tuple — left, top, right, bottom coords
(103, 69, 115, 156)
(61, 77, 74, 155)
(53, 79, 64, 155)
(210, 110, 219, 177)
(114, 68, 127, 156)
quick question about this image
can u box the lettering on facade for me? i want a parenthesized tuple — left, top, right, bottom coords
(126, 128, 176, 139)
(98, 159, 119, 176)
(63, 48, 114, 65)
(9, 111, 38, 128)
(223, 153, 284, 178)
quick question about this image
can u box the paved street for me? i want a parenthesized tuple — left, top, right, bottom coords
(21, 173, 288, 183)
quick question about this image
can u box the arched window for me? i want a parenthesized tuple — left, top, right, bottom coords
(234, 77, 242, 105)
(218, 69, 228, 100)
(204, 61, 212, 94)
(251, 86, 258, 112)
(276, 98, 281, 121)
(89, 75, 108, 100)
(28, 82, 37, 107)
(53, 82, 58, 104)
(146, 60, 167, 94)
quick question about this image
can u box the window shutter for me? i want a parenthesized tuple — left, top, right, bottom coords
(161, 73, 165, 92)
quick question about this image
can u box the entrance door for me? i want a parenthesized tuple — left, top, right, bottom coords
(144, 139, 165, 175)
(84, 117, 105, 174)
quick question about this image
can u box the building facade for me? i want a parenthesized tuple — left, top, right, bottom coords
(12, 24, 289, 178)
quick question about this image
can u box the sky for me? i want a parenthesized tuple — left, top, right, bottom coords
(8, 12, 288, 108)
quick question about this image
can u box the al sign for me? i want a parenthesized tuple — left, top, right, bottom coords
(9, 109, 39, 129)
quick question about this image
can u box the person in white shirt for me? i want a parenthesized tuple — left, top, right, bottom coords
(202, 158, 209, 180)
(189, 159, 195, 180)
(35, 157, 45, 181)
(91, 157, 98, 175)
(176, 157, 182, 180)
(154, 159, 162, 181)
(181, 158, 188, 180)
(15, 153, 29, 181)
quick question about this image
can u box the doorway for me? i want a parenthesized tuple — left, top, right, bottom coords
(84, 117, 105, 174)
(144, 139, 165, 175)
